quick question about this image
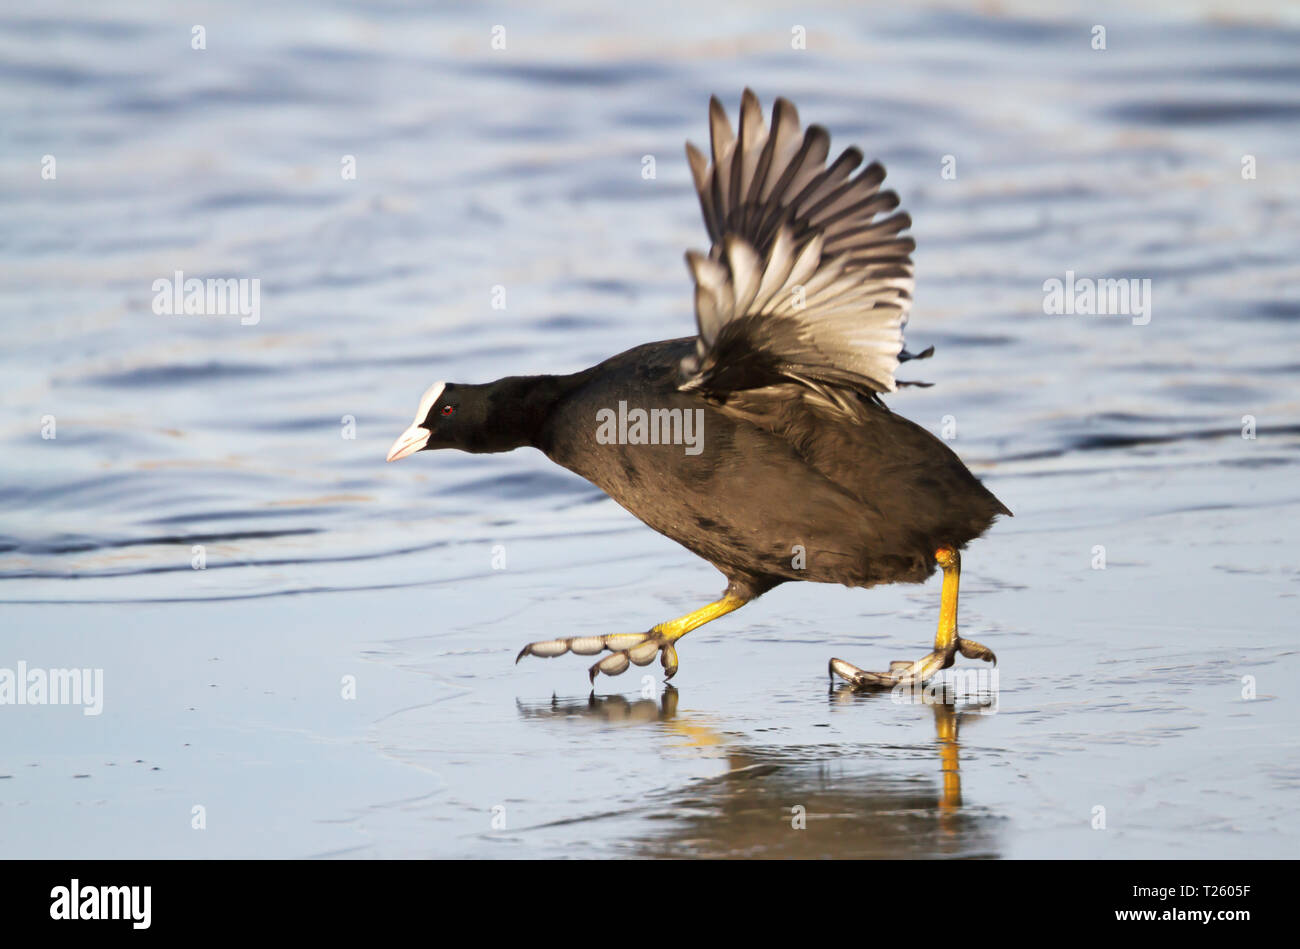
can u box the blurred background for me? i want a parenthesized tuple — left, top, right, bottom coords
(1, 0, 1297, 857)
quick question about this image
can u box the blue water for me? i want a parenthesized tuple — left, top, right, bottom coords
(2, 0, 1298, 857)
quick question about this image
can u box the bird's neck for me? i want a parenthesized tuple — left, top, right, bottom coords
(476, 371, 592, 453)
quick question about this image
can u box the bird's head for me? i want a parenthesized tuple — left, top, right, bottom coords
(386, 378, 543, 461)
(387, 381, 479, 460)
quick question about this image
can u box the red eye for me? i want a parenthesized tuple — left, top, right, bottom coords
(440, 404, 455, 416)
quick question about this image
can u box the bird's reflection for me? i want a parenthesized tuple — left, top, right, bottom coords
(516, 684, 1002, 858)
(517, 687, 683, 727)
(830, 679, 995, 818)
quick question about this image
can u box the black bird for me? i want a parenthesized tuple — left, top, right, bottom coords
(387, 90, 1010, 690)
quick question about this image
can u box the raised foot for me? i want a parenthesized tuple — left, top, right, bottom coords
(515, 631, 679, 682)
(829, 637, 996, 691)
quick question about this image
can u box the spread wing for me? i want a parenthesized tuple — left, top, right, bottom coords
(679, 89, 930, 404)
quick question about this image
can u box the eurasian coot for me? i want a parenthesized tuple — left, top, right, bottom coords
(387, 90, 1011, 689)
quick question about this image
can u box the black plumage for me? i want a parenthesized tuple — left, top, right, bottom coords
(387, 91, 1010, 688)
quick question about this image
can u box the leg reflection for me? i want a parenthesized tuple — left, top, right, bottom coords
(934, 701, 962, 823)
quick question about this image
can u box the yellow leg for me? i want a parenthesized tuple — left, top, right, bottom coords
(516, 593, 749, 683)
(829, 546, 996, 690)
(654, 594, 747, 644)
(934, 546, 960, 652)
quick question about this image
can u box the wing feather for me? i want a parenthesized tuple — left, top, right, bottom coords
(681, 90, 922, 401)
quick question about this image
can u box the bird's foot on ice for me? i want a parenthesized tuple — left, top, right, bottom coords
(829, 636, 996, 691)
(516, 631, 679, 683)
